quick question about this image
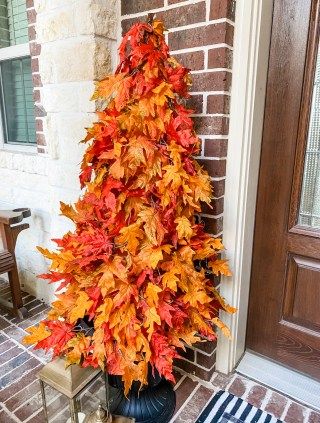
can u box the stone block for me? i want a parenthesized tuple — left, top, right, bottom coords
(41, 84, 79, 113)
(36, 6, 77, 43)
(90, 1, 118, 40)
(39, 38, 112, 84)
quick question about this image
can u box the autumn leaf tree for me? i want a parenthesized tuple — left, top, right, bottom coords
(24, 19, 235, 394)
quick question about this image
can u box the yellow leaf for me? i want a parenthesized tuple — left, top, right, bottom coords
(98, 269, 115, 297)
(144, 306, 161, 340)
(162, 268, 179, 291)
(109, 159, 124, 179)
(69, 291, 94, 323)
(60, 202, 77, 221)
(118, 223, 144, 254)
(139, 245, 172, 269)
(175, 216, 193, 239)
(91, 74, 125, 100)
(183, 289, 212, 307)
(145, 282, 162, 307)
(138, 207, 166, 245)
(95, 298, 113, 328)
(208, 259, 232, 276)
(23, 322, 50, 345)
(212, 317, 231, 339)
(65, 333, 90, 366)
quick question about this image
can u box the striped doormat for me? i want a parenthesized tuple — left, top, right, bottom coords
(195, 390, 283, 423)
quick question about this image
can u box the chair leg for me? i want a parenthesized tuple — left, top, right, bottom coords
(8, 267, 27, 318)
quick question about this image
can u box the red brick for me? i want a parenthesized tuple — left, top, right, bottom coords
(204, 139, 228, 157)
(156, 2, 206, 29)
(202, 197, 224, 215)
(35, 118, 43, 132)
(186, 94, 203, 114)
(246, 385, 267, 408)
(191, 71, 231, 92)
(174, 50, 205, 71)
(28, 25, 36, 41)
(121, 0, 163, 15)
(194, 116, 229, 135)
(174, 376, 199, 415)
(179, 346, 195, 362)
(0, 410, 17, 423)
(207, 94, 230, 114)
(285, 402, 306, 423)
(309, 411, 320, 422)
(0, 358, 41, 393)
(33, 89, 40, 102)
(27, 8, 36, 24)
(208, 47, 232, 68)
(0, 346, 23, 366)
(0, 339, 15, 354)
(36, 133, 46, 146)
(196, 350, 216, 369)
(5, 380, 40, 411)
(175, 385, 214, 422)
(168, 0, 184, 3)
(176, 359, 216, 381)
(34, 105, 46, 117)
(32, 73, 42, 87)
(122, 2, 206, 34)
(202, 216, 223, 235)
(265, 392, 287, 419)
(0, 316, 10, 330)
(31, 57, 41, 72)
(193, 339, 217, 354)
(228, 377, 246, 397)
(212, 179, 225, 197)
(169, 22, 234, 51)
(30, 42, 41, 56)
(210, 0, 235, 20)
(199, 158, 226, 177)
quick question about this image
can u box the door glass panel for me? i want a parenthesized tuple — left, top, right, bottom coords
(298, 46, 320, 229)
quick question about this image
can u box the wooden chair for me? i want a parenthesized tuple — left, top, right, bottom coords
(0, 208, 31, 318)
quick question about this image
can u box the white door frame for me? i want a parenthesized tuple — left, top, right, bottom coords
(216, 0, 274, 374)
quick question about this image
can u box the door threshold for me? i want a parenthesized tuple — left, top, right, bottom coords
(236, 351, 320, 411)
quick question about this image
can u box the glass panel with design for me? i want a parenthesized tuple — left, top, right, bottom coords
(298, 46, 320, 229)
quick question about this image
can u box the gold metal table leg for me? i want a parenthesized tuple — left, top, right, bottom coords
(39, 380, 49, 423)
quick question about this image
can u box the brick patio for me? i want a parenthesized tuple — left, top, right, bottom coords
(0, 280, 319, 422)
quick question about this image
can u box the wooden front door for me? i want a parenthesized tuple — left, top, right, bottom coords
(246, 0, 320, 379)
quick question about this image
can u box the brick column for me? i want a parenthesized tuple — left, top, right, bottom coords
(26, 0, 45, 153)
(121, 0, 235, 382)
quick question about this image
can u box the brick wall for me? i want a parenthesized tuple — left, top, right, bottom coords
(26, 0, 46, 154)
(121, 0, 235, 381)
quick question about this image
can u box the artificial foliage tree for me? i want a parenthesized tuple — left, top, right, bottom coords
(24, 19, 235, 394)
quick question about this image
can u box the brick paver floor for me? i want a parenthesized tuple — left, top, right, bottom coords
(0, 279, 319, 422)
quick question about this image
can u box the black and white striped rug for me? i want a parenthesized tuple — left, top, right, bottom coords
(195, 390, 283, 423)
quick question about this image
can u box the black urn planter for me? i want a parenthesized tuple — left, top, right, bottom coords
(77, 318, 176, 422)
(108, 369, 176, 423)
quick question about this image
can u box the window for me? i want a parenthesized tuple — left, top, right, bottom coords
(0, 0, 36, 149)
(298, 45, 320, 229)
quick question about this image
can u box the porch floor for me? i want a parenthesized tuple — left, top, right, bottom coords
(0, 283, 319, 422)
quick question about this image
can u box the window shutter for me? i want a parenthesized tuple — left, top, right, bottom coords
(7, 0, 28, 45)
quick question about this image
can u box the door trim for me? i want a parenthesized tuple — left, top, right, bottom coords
(216, 0, 274, 373)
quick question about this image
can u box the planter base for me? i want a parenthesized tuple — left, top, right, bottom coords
(109, 379, 176, 423)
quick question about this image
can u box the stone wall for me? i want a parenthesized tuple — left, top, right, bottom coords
(121, 0, 235, 382)
(0, 0, 119, 303)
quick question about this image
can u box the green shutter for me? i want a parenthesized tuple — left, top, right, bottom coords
(0, 57, 36, 144)
(7, 0, 28, 45)
(0, 1, 36, 145)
